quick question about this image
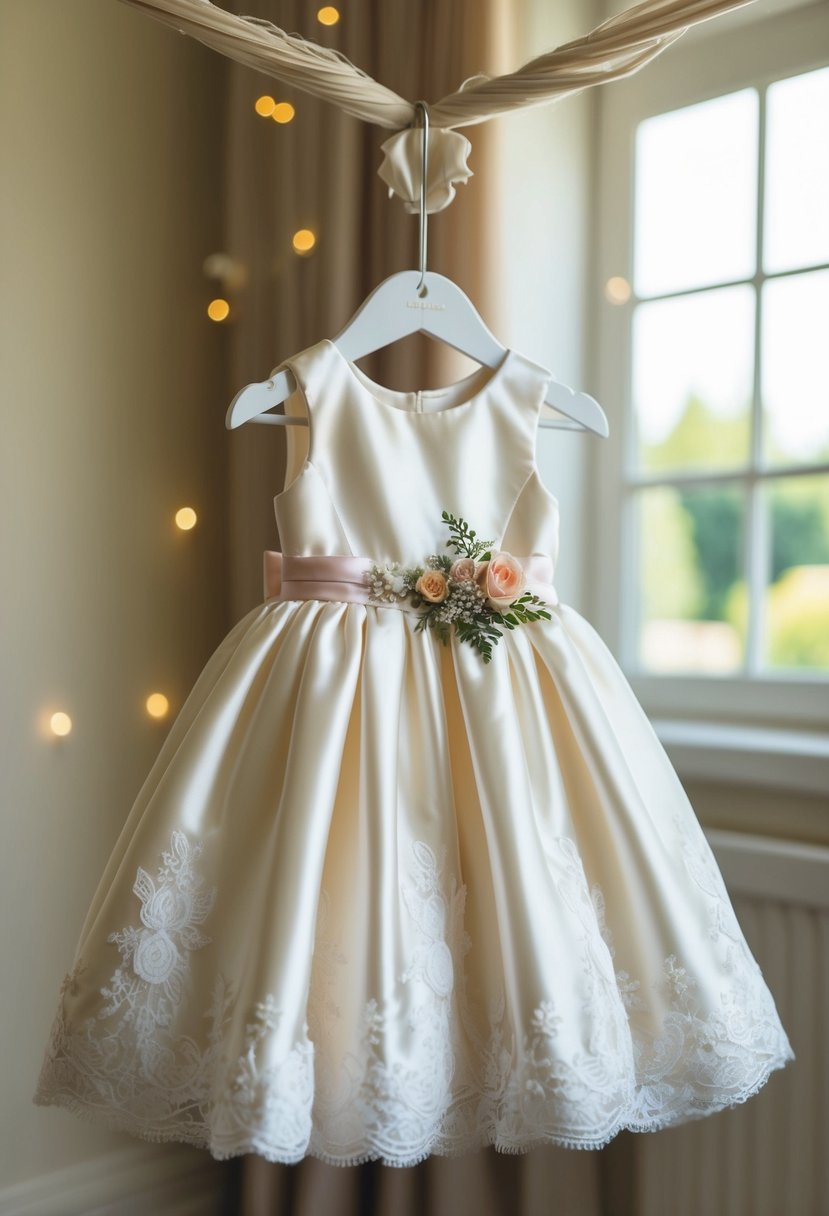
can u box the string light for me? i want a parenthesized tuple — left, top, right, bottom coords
(175, 507, 197, 530)
(49, 712, 72, 737)
(207, 298, 230, 322)
(145, 693, 170, 719)
(254, 95, 275, 117)
(292, 229, 316, 255)
(316, 6, 340, 25)
(605, 276, 632, 305)
(254, 96, 295, 124)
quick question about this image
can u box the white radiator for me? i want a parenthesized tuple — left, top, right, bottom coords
(636, 829, 829, 1216)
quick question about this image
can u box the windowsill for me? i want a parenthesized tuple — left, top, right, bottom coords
(653, 718, 829, 797)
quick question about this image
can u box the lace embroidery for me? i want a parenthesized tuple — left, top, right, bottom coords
(306, 842, 471, 1163)
(100, 832, 216, 1056)
(34, 827, 794, 1166)
(461, 838, 634, 1148)
(591, 884, 645, 1013)
(212, 991, 314, 1158)
(33, 830, 315, 1159)
(401, 841, 470, 996)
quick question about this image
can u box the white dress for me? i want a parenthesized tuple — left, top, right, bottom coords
(33, 339, 794, 1167)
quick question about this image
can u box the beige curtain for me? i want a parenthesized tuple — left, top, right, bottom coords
(238, 1143, 614, 1216)
(224, 2, 616, 1209)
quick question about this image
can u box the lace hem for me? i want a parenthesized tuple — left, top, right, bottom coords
(33, 1046, 794, 1167)
(33, 829, 795, 1168)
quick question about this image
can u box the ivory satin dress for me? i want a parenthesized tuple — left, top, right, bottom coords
(34, 339, 794, 1167)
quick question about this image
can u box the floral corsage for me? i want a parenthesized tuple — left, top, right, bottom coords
(364, 511, 552, 662)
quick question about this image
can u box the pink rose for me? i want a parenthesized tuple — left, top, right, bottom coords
(474, 552, 526, 610)
(449, 557, 476, 582)
(416, 568, 449, 603)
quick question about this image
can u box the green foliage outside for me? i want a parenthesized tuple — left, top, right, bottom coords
(766, 568, 829, 669)
(640, 395, 829, 670)
(641, 395, 750, 473)
(641, 487, 703, 622)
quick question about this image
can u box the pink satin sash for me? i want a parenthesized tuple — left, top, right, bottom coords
(263, 551, 559, 611)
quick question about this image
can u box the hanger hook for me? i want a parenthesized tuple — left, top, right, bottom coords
(413, 100, 429, 298)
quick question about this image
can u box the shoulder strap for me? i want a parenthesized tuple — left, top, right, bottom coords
(273, 339, 331, 413)
(490, 348, 553, 447)
(269, 340, 335, 492)
(504, 347, 554, 409)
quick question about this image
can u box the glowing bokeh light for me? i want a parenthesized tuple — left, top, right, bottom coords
(207, 298, 230, 322)
(175, 507, 197, 531)
(50, 711, 72, 737)
(605, 276, 632, 305)
(255, 95, 275, 117)
(292, 229, 317, 255)
(146, 693, 170, 719)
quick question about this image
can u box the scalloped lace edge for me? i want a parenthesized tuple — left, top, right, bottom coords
(34, 1047, 794, 1168)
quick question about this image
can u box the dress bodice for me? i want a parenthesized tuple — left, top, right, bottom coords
(274, 339, 560, 572)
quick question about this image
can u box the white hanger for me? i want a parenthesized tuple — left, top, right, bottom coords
(226, 103, 609, 437)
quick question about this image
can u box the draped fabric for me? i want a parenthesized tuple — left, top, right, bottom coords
(237, 1148, 605, 1216)
(122, 0, 753, 232)
(121, 0, 754, 131)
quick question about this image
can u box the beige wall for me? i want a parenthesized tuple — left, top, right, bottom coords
(0, 0, 227, 1190)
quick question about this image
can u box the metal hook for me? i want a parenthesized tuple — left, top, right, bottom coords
(413, 100, 429, 297)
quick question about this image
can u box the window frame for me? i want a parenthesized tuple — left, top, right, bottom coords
(591, 1, 829, 733)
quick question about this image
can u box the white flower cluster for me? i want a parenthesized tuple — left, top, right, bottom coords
(531, 998, 563, 1038)
(364, 559, 488, 626)
(664, 953, 693, 999)
(428, 577, 487, 625)
(364, 562, 410, 604)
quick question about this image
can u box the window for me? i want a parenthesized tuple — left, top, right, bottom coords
(593, 3, 829, 729)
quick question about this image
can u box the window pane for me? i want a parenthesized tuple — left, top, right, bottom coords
(632, 286, 754, 473)
(762, 269, 829, 466)
(637, 484, 746, 673)
(764, 67, 829, 274)
(764, 475, 829, 671)
(634, 90, 758, 297)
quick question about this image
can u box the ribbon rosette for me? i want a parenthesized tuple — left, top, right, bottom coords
(377, 128, 473, 214)
(364, 511, 553, 662)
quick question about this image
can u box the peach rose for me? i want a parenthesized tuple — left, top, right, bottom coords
(416, 568, 448, 603)
(474, 552, 526, 610)
(449, 557, 476, 582)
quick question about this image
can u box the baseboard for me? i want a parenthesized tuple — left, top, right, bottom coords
(0, 1142, 228, 1216)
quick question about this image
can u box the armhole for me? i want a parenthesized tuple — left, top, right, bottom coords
(276, 359, 313, 499)
(526, 363, 554, 478)
(529, 372, 562, 565)
(527, 368, 563, 516)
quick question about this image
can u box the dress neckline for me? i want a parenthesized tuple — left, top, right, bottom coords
(323, 339, 515, 420)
